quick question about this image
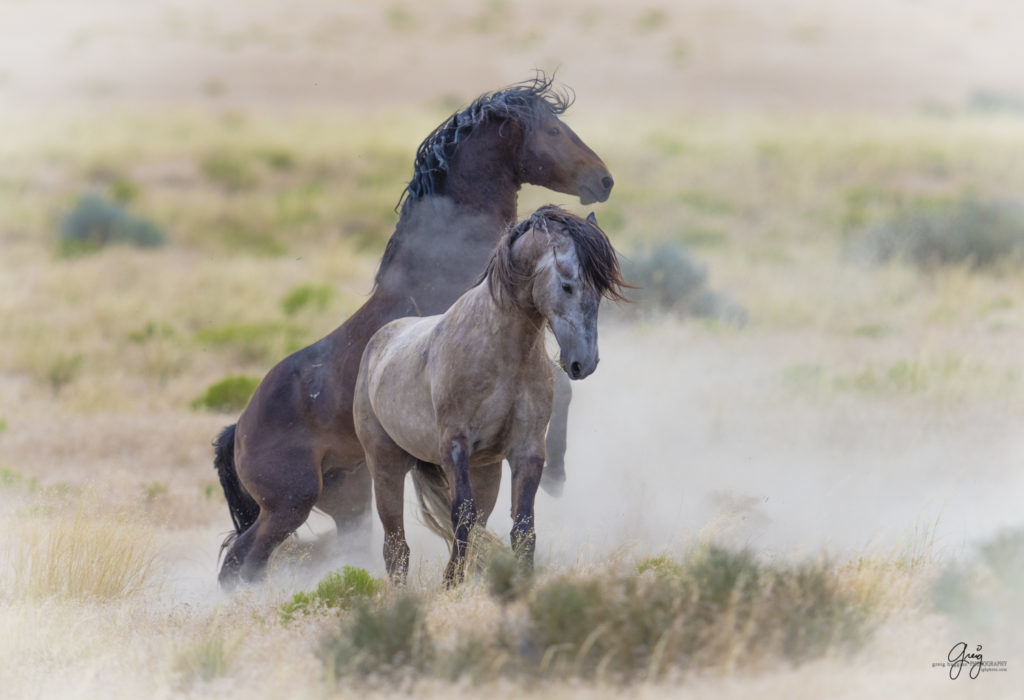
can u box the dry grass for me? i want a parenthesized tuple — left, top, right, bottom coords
(6, 498, 156, 602)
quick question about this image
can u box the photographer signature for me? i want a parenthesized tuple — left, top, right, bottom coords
(948, 642, 983, 680)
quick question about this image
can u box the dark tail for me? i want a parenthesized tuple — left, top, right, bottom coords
(213, 424, 260, 541)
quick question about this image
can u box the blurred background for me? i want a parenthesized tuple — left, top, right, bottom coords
(1, 0, 1023, 693)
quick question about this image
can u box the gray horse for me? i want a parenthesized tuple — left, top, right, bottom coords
(354, 206, 627, 585)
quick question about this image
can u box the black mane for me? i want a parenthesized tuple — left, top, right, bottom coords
(396, 72, 573, 212)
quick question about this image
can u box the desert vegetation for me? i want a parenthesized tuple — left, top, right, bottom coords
(2, 0, 1023, 697)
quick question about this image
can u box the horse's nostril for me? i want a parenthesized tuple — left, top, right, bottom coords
(601, 175, 614, 191)
(570, 361, 582, 378)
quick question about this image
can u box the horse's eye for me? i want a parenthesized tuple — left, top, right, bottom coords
(561, 282, 573, 295)
(548, 127, 560, 136)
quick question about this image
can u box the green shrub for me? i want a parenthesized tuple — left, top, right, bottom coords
(190, 375, 260, 412)
(281, 284, 334, 316)
(855, 197, 1024, 270)
(522, 547, 872, 681)
(59, 194, 166, 255)
(621, 242, 747, 325)
(315, 546, 876, 684)
(320, 594, 432, 678)
(280, 566, 384, 622)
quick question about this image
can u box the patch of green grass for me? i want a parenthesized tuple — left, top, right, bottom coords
(201, 150, 258, 190)
(110, 177, 141, 204)
(281, 283, 334, 316)
(190, 375, 260, 413)
(47, 353, 84, 394)
(207, 214, 288, 256)
(194, 321, 310, 364)
(253, 147, 295, 171)
(386, 5, 414, 32)
(141, 481, 168, 503)
(470, 0, 510, 34)
(0, 466, 40, 492)
(126, 321, 177, 344)
(677, 189, 735, 216)
(173, 629, 241, 686)
(850, 323, 891, 338)
(280, 566, 384, 622)
(635, 8, 668, 33)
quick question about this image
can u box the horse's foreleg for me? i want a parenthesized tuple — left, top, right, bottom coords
(509, 453, 544, 572)
(442, 435, 475, 586)
(542, 367, 571, 497)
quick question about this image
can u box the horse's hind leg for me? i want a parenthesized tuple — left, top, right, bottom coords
(218, 444, 321, 588)
(317, 462, 373, 540)
(367, 448, 413, 584)
(542, 367, 571, 497)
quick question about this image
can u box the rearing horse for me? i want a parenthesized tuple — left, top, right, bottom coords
(354, 206, 627, 585)
(214, 76, 613, 587)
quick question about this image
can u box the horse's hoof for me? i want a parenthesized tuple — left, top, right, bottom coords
(540, 474, 565, 498)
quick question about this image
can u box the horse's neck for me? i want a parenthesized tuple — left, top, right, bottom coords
(452, 283, 547, 362)
(374, 194, 515, 317)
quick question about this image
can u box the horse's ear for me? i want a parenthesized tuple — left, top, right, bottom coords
(586, 212, 598, 226)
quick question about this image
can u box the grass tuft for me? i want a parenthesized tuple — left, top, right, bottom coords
(281, 283, 334, 316)
(173, 628, 241, 687)
(280, 566, 384, 622)
(12, 502, 155, 601)
(190, 375, 260, 412)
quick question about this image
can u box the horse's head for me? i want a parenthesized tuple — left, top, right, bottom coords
(528, 208, 627, 380)
(518, 102, 614, 206)
(399, 74, 614, 211)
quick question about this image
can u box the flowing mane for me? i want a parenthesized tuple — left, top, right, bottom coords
(484, 205, 629, 308)
(397, 72, 573, 211)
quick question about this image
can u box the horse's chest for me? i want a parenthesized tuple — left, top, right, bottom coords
(463, 387, 535, 462)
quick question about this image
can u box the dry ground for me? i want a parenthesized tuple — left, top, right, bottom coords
(1, 1, 1023, 697)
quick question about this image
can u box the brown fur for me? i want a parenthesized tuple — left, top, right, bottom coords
(215, 80, 613, 589)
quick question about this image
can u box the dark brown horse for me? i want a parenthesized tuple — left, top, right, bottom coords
(214, 75, 613, 588)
